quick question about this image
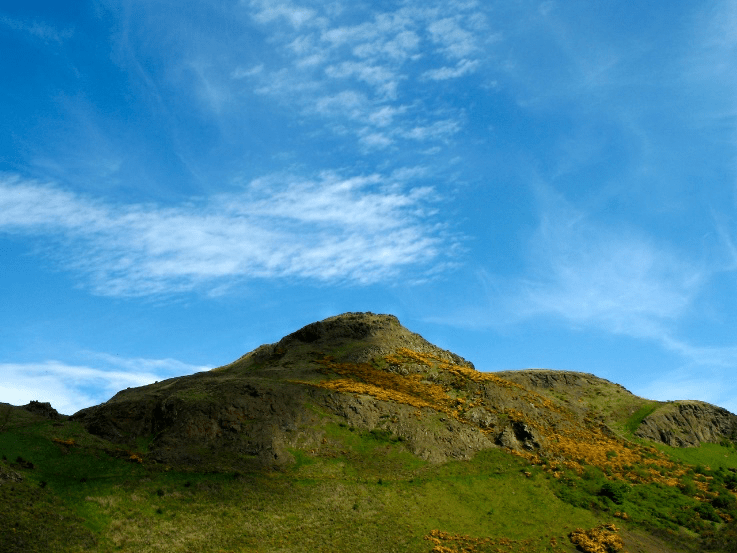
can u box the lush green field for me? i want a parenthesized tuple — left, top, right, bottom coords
(1, 417, 597, 553)
(3, 414, 737, 553)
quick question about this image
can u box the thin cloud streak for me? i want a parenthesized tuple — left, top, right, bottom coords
(0, 14, 74, 44)
(0, 357, 208, 415)
(0, 171, 450, 296)
(516, 187, 702, 339)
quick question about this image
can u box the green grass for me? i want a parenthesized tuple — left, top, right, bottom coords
(68, 449, 596, 552)
(5, 411, 737, 552)
(656, 441, 737, 470)
(1, 418, 606, 552)
(623, 402, 660, 435)
(0, 463, 97, 553)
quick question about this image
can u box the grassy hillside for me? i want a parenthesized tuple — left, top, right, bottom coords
(2, 406, 737, 553)
(3, 314, 737, 553)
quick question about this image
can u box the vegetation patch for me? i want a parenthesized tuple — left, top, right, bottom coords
(569, 524, 624, 553)
(624, 403, 659, 435)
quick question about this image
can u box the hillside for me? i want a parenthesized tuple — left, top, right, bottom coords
(2, 312, 737, 553)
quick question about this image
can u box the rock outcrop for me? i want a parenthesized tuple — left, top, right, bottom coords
(635, 401, 737, 447)
(71, 313, 490, 470)
(22, 400, 64, 420)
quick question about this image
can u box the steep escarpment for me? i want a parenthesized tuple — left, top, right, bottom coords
(71, 313, 489, 469)
(71, 312, 736, 475)
(635, 401, 737, 447)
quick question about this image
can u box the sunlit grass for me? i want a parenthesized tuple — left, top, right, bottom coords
(655, 441, 737, 471)
(2, 419, 605, 553)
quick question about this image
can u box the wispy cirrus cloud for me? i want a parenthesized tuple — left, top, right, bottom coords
(0, 170, 451, 296)
(518, 186, 703, 339)
(635, 365, 737, 415)
(422, 59, 480, 81)
(0, 14, 74, 44)
(234, 0, 491, 150)
(0, 355, 208, 415)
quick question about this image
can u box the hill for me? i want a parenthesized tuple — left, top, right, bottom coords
(2, 312, 737, 553)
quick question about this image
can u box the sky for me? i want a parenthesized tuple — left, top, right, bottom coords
(1, 0, 737, 416)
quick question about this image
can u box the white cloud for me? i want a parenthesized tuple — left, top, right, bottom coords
(0, 356, 208, 415)
(249, 1, 317, 29)
(422, 59, 480, 80)
(242, 1, 491, 150)
(427, 17, 478, 59)
(365, 30, 421, 60)
(518, 188, 702, 338)
(0, 15, 74, 44)
(325, 61, 400, 99)
(313, 90, 367, 118)
(402, 119, 462, 141)
(367, 105, 406, 127)
(231, 64, 263, 79)
(0, 171, 449, 296)
(359, 131, 394, 149)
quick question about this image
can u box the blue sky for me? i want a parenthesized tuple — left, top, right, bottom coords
(1, 0, 737, 415)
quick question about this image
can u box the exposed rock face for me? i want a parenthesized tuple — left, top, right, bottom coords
(0, 464, 24, 484)
(22, 400, 64, 420)
(71, 313, 488, 469)
(635, 401, 737, 447)
(498, 370, 630, 394)
(70, 312, 737, 472)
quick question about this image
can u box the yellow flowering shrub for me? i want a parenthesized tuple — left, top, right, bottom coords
(298, 347, 683, 487)
(569, 524, 624, 553)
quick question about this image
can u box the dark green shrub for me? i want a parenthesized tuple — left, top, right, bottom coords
(368, 428, 396, 442)
(599, 481, 630, 505)
(712, 492, 736, 510)
(680, 478, 698, 496)
(725, 473, 737, 490)
(694, 464, 709, 476)
(703, 519, 737, 552)
(696, 501, 720, 522)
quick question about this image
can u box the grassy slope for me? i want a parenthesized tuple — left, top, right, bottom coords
(3, 348, 737, 553)
(4, 411, 737, 553)
(1, 414, 601, 553)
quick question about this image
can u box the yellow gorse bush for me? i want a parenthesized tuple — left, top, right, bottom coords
(299, 347, 683, 487)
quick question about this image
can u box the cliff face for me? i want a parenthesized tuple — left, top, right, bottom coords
(70, 313, 494, 469)
(70, 312, 737, 473)
(635, 401, 737, 447)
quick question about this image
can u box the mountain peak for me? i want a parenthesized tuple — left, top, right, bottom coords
(232, 311, 474, 372)
(70, 312, 736, 474)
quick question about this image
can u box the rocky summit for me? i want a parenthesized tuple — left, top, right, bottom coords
(71, 312, 737, 475)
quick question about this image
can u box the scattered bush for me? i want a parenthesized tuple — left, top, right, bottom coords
(368, 428, 396, 442)
(695, 501, 720, 523)
(712, 492, 736, 510)
(703, 518, 737, 552)
(679, 478, 698, 496)
(569, 524, 624, 553)
(599, 481, 630, 505)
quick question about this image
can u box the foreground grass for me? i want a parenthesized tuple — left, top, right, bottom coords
(0, 418, 605, 553)
(4, 414, 737, 552)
